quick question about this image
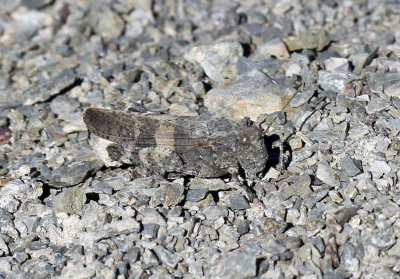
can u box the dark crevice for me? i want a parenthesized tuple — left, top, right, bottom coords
(86, 193, 100, 203)
(265, 134, 281, 168)
(39, 184, 52, 202)
(202, 81, 212, 93)
(256, 257, 269, 276)
(240, 43, 252, 57)
(210, 191, 220, 203)
(44, 77, 83, 104)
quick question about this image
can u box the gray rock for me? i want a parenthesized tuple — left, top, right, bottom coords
(27, 240, 47, 250)
(366, 72, 400, 96)
(384, 81, 400, 98)
(305, 187, 329, 209)
(0, 0, 20, 12)
(186, 189, 208, 202)
(253, 38, 289, 60)
(0, 237, 9, 256)
(206, 250, 257, 279)
(125, 9, 154, 39)
(50, 96, 80, 116)
(123, 247, 140, 263)
(282, 29, 331, 51)
(239, 23, 263, 37)
(142, 249, 159, 268)
(237, 220, 250, 236)
(92, 181, 114, 194)
(389, 119, 400, 131)
(150, 182, 184, 207)
(89, 7, 125, 40)
(14, 215, 39, 237)
(189, 178, 230, 191)
(153, 245, 182, 268)
(21, 259, 54, 278)
(339, 156, 362, 177)
(313, 236, 325, 253)
(0, 158, 8, 176)
(366, 96, 388, 114)
(324, 272, 346, 279)
(40, 158, 103, 188)
(54, 187, 86, 214)
(21, 0, 53, 9)
(59, 260, 96, 278)
(202, 205, 229, 221)
(324, 57, 349, 72)
(342, 242, 356, 262)
(13, 251, 28, 264)
(370, 160, 391, 176)
(316, 163, 340, 187)
(280, 174, 312, 199)
(204, 70, 296, 121)
(229, 194, 250, 211)
(184, 36, 243, 82)
(211, 6, 239, 36)
(353, 47, 379, 75)
(23, 69, 77, 106)
(334, 206, 359, 225)
(142, 224, 160, 239)
(317, 70, 356, 94)
(387, 240, 400, 256)
(290, 88, 315, 108)
(79, 218, 140, 245)
(305, 130, 342, 143)
(370, 232, 396, 250)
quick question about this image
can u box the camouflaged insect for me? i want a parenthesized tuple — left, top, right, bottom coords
(83, 108, 268, 179)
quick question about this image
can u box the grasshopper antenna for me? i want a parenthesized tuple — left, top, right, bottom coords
(264, 89, 300, 132)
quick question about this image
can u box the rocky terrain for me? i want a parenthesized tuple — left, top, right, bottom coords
(0, 0, 400, 278)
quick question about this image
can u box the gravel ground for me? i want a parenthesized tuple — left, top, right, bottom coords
(0, 0, 400, 278)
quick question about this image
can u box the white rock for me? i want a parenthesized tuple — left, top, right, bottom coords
(370, 160, 391, 174)
(324, 57, 349, 71)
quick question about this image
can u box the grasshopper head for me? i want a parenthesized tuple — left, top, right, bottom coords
(235, 118, 268, 179)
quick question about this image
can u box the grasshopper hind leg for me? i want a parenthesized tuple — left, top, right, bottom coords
(131, 147, 184, 178)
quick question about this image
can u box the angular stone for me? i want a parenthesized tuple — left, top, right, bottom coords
(189, 178, 230, 191)
(142, 223, 160, 239)
(316, 163, 340, 187)
(23, 69, 77, 106)
(229, 194, 250, 211)
(80, 218, 140, 245)
(317, 70, 356, 94)
(370, 160, 391, 175)
(184, 36, 243, 82)
(324, 57, 349, 72)
(253, 38, 289, 60)
(206, 250, 257, 279)
(40, 158, 103, 188)
(153, 245, 182, 268)
(50, 96, 80, 116)
(339, 156, 362, 177)
(204, 70, 295, 121)
(89, 7, 124, 40)
(305, 187, 329, 209)
(21, 0, 53, 9)
(186, 189, 208, 202)
(370, 232, 396, 250)
(54, 187, 86, 214)
(150, 182, 184, 207)
(282, 29, 331, 52)
(280, 174, 312, 199)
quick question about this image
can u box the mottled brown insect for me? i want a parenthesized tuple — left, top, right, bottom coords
(83, 108, 268, 179)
